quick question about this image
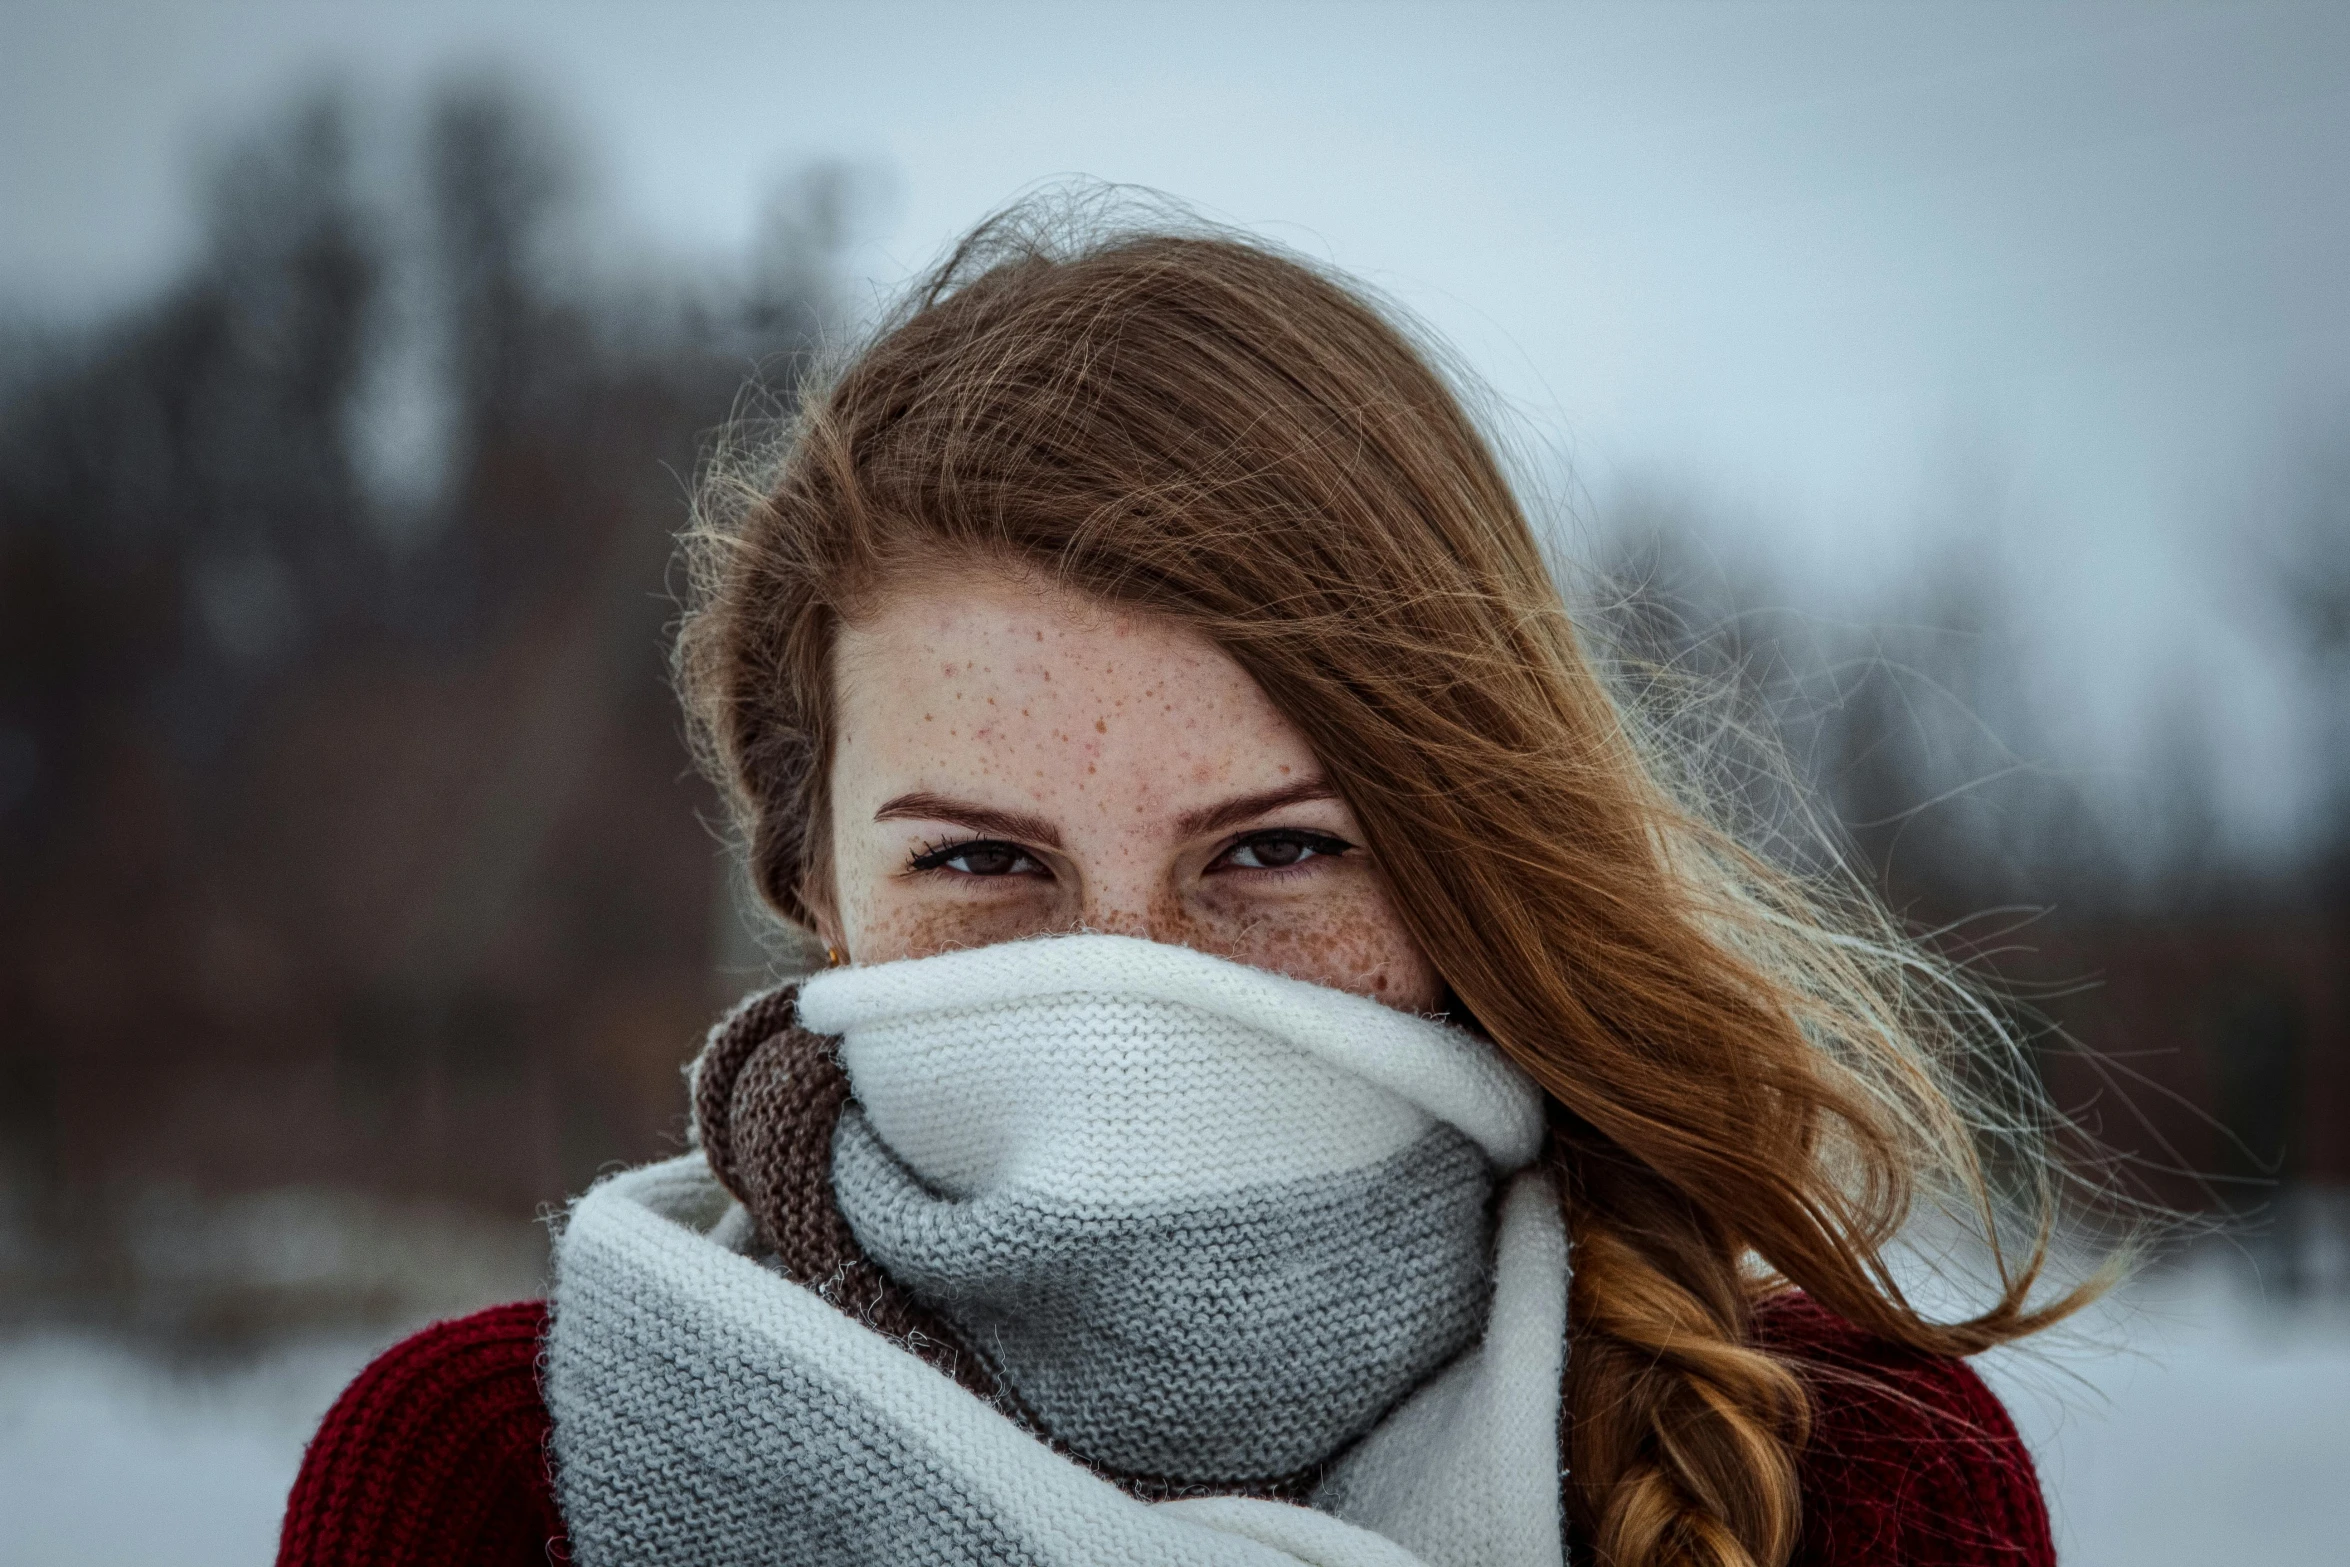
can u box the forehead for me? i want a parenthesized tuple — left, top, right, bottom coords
(831, 571, 1315, 793)
(841, 571, 1211, 682)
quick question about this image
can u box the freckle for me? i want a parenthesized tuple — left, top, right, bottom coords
(924, 714, 934, 722)
(1279, 764, 1292, 775)
(1087, 764, 1096, 774)
(1094, 718, 1106, 734)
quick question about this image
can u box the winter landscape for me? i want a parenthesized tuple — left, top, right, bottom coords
(5, 6, 2346, 1561)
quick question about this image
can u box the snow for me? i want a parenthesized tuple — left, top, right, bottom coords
(1980, 1251, 2350, 1567)
(0, 1327, 397, 1567)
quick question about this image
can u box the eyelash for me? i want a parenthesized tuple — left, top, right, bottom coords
(907, 837, 1045, 877)
(902, 829, 1356, 879)
(1211, 829, 1355, 874)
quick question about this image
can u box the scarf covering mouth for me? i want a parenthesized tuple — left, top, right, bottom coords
(546, 934, 1571, 1567)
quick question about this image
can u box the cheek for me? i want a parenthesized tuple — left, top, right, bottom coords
(1202, 884, 1443, 1013)
(844, 883, 1063, 965)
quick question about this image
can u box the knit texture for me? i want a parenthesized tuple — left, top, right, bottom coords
(1759, 1294, 2059, 1566)
(797, 937, 1545, 1177)
(692, 981, 1001, 1404)
(542, 1150, 1561, 1567)
(282, 936, 2057, 1567)
(695, 978, 1481, 1503)
(278, 1293, 2056, 1567)
(543, 937, 1571, 1566)
(805, 936, 1537, 1488)
(276, 1299, 563, 1567)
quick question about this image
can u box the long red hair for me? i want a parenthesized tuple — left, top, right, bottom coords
(677, 202, 2102, 1567)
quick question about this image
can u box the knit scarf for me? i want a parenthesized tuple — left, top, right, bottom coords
(546, 935, 1571, 1567)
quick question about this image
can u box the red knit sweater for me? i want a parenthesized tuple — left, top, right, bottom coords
(277, 1294, 2054, 1567)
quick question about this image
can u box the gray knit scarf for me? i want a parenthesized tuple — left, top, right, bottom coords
(545, 935, 1571, 1566)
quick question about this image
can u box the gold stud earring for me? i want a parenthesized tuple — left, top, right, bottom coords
(825, 945, 843, 968)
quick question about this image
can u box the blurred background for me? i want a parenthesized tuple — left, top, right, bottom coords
(1, 3, 2345, 1563)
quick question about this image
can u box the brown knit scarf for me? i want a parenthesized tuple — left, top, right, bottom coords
(690, 985, 997, 1398)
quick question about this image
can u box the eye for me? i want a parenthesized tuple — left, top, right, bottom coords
(908, 838, 1049, 878)
(1211, 829, 1354, 873)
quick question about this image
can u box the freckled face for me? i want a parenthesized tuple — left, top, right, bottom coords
(817, 567, 1443, 1012)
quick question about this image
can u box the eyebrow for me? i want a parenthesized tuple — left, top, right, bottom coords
(874, 792, 1065, 849)
(872, 777, 1341, 849)
(1173, 777, 1341, 839)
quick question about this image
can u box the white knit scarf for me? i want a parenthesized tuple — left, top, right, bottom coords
(547, 935, 1571, 1567)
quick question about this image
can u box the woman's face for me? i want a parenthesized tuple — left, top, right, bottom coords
(816, 564, 1443, 1012)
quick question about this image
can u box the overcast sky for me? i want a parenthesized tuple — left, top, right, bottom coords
(6, 1, 2347, 845)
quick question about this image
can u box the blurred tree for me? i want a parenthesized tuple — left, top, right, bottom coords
(2274, 426, 2350, 904)
(1, 91, 381, 844)
(1818, 558, 2116, 923)
(427, 73, 576, 446)
(1591, 474, 2349, 1231)
(0, 76, 842, 1328)
(1586, 492, 2113, 924)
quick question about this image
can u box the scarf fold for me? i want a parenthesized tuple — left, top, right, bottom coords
(548, 935, 1572, 1567)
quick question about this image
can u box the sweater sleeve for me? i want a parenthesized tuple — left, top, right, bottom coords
(1756, 1293, 2056, 1567)
(277, 1300, 568, 1567)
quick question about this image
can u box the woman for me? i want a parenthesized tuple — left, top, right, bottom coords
(279, 205, 2095, 1567)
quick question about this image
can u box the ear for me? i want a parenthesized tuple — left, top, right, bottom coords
(803, 899, 844, 960)
(796, 853, 845, 962)
(784, 789, 846, 957)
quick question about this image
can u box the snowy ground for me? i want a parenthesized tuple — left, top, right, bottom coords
(2, 1249, 2345, 1565)
(0, 1326, 396, 1567)
(1978, 1249, 2350, 1567)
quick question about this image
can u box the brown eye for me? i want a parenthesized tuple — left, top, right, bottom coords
(1215, 830, 1351, 872)
(909, 838, 1045, 877)
(953, 844, 1024, 875)
(1245, 837, 1309, 868)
